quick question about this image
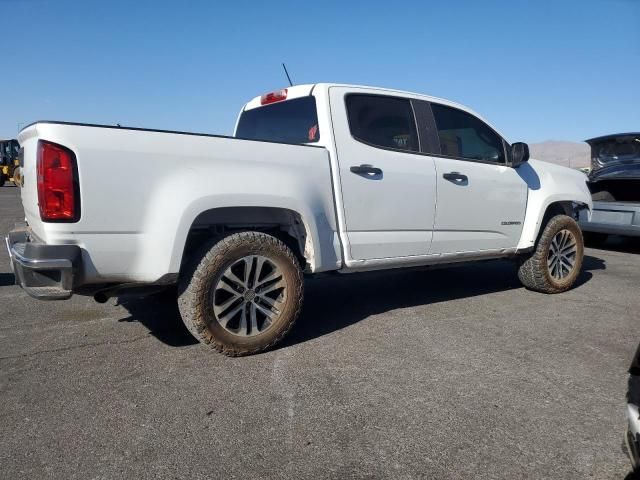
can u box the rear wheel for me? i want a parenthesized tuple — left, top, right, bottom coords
(518, 215, 584, 293)
(0, 174, 6, 187)
(178, 231, 304, 356)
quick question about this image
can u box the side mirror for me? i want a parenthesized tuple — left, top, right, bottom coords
(510, 142, 529, 168)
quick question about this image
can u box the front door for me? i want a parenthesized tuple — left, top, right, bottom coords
(329, 88, 438, 261)
(426, 102, 528, 253)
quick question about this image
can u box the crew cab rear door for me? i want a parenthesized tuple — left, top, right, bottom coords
(421, 101, 527, 253)
(329, 87, 437, 261)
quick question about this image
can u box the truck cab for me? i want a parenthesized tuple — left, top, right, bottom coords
(235, 84, 589, 268)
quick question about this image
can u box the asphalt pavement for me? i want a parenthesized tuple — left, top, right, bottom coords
(1, 185, 639, 479)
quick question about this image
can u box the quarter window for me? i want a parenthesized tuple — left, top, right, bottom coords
(346, 95, 419, 152)
(431, 103, 505, 163)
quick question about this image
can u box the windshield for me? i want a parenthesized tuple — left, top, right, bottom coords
(1, 141, 19, 158)
(593, 135, 640, 163)
(236, 96, 320, 144)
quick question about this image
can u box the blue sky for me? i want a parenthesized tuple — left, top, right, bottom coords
(1, 0, 638, 143)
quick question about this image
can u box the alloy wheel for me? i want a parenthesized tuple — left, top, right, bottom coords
(547, 229, 578, 280)
(211, 255, 286, 337)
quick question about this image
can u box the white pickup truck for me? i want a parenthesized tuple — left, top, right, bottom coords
(6, 84, 592, 356)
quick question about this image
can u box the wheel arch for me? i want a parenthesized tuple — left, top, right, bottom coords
(517, 212, 585, 293)
(519, 198, 590, 251)
(176, 206, 313, 273)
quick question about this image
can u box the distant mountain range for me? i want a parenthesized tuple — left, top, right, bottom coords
(528, 141, 590, 169)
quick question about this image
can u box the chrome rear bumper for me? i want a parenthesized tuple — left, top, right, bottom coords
(5, 223, 81, 300)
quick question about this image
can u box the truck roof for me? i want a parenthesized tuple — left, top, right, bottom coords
(244, 83, 476, 112)
(242, 83, 505, 140)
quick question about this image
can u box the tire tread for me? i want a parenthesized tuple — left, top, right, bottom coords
(177, 231, 303, 357)
(517, 214, 584, 294)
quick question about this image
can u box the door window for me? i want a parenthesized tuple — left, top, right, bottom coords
(431, 103, 505, 163)
(346, 95, 419, 152)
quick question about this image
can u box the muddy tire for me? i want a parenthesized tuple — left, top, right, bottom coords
(517, 215, 584, 293)
(177, 231, 303, 356)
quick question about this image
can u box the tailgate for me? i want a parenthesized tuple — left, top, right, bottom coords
(579, 200, 640, 236)
(16, 124, 44, 240)
(591, 201, 640, 224)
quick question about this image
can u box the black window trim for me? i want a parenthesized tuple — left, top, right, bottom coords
(343, 93, 423, 155)
(412, 100, 442, 155)
(423, 100, 510, 166)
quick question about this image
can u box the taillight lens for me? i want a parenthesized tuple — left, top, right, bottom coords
(37, 140, 80, 222)
(260, 88, 288, 105)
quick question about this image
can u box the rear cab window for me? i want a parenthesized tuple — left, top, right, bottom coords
(235, 96, 320, 144)
(431, 103, 506, 164)
(346, 94, 419, 152)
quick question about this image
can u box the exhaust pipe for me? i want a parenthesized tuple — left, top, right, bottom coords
(93, 283, 172, 304)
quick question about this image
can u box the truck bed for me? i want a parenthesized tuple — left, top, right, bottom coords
(16, 121, 340, 284)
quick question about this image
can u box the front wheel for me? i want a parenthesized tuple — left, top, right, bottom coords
(518, 215, 584, 293)
(0, 174, 6, 187)
(178, 231, 304, 356)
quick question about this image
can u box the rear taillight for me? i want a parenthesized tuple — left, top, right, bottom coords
(37, 140, 80, 222)
(260, 88, 288, 105)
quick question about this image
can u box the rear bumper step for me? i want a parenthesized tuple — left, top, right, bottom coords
(5, 224, 81, 300)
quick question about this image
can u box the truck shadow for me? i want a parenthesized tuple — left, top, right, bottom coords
(587, 236, 640, 255)
(281, 256, 603, 349)
(116, 255, 605, 349)
(0, 272, 15, 287)
(117, 288, 198, 347)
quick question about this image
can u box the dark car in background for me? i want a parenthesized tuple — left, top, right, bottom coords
(579, 133, 640, 242)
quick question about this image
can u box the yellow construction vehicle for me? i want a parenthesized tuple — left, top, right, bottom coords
(0, 138, 20, 186)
